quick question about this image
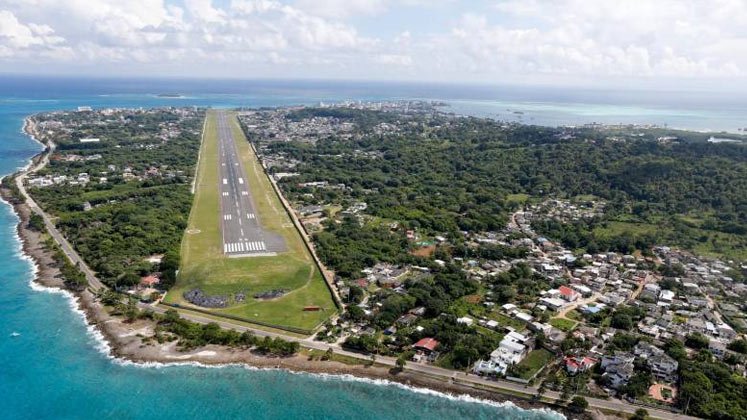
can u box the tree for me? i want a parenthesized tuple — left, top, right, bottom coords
(163, 308, 180, 324)
(611, 312, 633, 330)
(346, 304, 366, 321)
(239, 330, 256, 347)
(535, 380, 547, 401)
(123, 297, 139, 322)
(158, 250, 180, 288)
(117, 271, 140, 287)
(608, 333, 638, 352)
(450, 344, 480, 369)
(685, 332, 709, 350)
(559, 386, 571, 401)
(623, 372, 653, 398)
(569, 396, 588, 413)
(348, 286, 365, 304)
(395, 355, 407, 372)
(28, 213, 45, 232)
(727, 339, 747, 354)
(663, 338, 687, 361)
(630, 408, 649, 420)
(99, 289, 122, 306)
(678, 369, 713, 416)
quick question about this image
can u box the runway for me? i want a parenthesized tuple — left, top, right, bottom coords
(216, 111, 285, 257)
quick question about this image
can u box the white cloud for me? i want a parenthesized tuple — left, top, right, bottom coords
(374, 53, 412, 66)
(185, 0, 226, 23)
(0, 0, 745, 85)
(0, 0, 376, 68)
(0, 10, 65, 58)
(447, 0, 747, 79)
(294, 0, 387, 19)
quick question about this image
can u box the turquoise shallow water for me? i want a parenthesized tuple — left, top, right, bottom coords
(1, 76, 744, 419)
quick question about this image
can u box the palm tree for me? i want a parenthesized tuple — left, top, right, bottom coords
(535, 380, 547, 401)
(396, 356, 407, 372)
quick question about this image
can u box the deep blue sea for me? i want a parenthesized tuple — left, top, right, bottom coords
(0, 76, 744, 419)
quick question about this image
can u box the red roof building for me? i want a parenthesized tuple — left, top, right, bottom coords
(140, 275, 160, 287)
(559, 285, 580, 302)
(564, 356, 597, 375)
(413, 337, 439, 353)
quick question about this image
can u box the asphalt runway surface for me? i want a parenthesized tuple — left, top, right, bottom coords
(216, 111, 285, 257)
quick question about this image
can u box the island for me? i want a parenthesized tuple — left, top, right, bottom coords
(3, 102, 747, 420)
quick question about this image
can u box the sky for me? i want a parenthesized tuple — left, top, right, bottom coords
(1, 0, 747, 90)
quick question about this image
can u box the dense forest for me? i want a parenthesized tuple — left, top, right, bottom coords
(28, 108, 203, 288)
(269, 110, 747, 264)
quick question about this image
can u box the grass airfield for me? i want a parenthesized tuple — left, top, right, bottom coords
(165, 111, 336, 333)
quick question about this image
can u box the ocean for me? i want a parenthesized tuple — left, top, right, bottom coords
(0, 76, 743, 419)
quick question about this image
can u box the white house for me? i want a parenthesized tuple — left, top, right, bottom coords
(659, 290, 675, 302)
(473, 332, 529, 376)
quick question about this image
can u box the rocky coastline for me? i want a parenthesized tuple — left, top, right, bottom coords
(0, 116, 600, 420)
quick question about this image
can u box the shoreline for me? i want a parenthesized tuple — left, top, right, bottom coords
(2, 193, 574, 419)
(0, 117, 586, 419)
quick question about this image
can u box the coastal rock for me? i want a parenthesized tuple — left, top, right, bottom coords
(183, 288, 228, 308)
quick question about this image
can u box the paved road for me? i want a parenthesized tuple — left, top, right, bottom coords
(15, 140, 104, 291)
(216, 111, 284, 257)
(144, 304, 696, 420)
(14, 120, 694, 420)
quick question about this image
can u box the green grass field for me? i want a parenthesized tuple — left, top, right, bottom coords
(165, 111, 336, 332)
(515, 349, 554, 379)
(593, 221, 659, 239)
(549, 317, 578, 332)
(487, 312, 526, 330)
(595, 219, 747, 261)
(505, 193, 530, 204)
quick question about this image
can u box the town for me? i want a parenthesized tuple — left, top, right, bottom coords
(238, 102, 747, 417)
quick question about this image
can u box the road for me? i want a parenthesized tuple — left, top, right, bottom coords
(141, 304, 697, 420)
(15, 140, 105, 291)
(12, 120, 695, 420)
(216, 110, 284, 257)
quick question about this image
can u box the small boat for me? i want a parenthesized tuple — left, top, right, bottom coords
(10, 332, 20, 337)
